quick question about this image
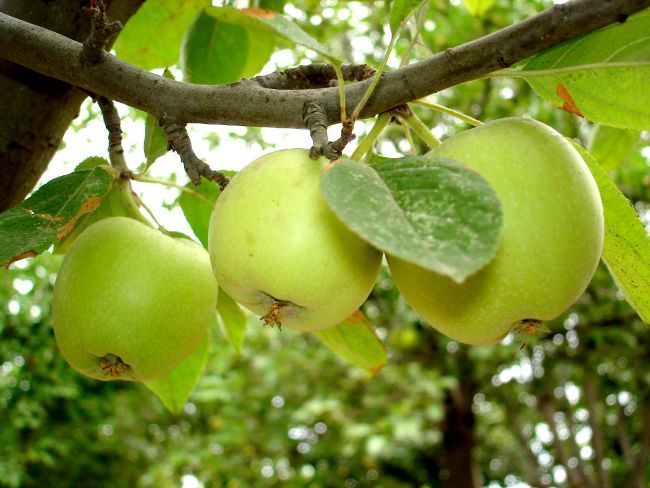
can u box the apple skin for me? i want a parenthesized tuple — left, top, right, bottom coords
(52, 216, 218, 381)
(208, 149, 382, 332)
(387, 117, 604, 345)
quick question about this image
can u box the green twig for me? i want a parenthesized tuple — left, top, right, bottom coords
(403, 111, 441, 149)
(351, 33, 399, 122)
(351, 113, 391, 161)
(134, 175, 214, 206)
(412, 99, 483, 127)
(332, 62, 347, 123)
(400, 120, 417, 156)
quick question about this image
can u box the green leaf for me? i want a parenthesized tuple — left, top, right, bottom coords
(313, 310, 387, 375)
(178, 175, 234, 248)
(321, 157, 502, 283)
(113, 0, 207, 70)
(574, 143, 650, 323)
(389, 0, 426, 34)
(588, 125, 640, 172)
(519, 9, 650, 130)
(145, 328, 211, 414)
(216, 290, 247, 353)
(463, 0, 495, 17)
(0, 168, 114, 268)
(205, 6, 339, 63)
(75, 156, 109, 171)
(182, 11, 275, 85)
(142, 70, 174, 170)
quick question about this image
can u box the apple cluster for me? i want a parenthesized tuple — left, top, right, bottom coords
(51, 117, 603, 381)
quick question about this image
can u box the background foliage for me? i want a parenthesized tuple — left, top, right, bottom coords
(1, 0, 650, 487)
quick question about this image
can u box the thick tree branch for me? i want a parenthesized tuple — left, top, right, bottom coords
(0, 0, 648, 129)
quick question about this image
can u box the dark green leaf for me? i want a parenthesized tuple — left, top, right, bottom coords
(178, 176, 234, 248)
(313, 310, 387, 375)
(0, 168, 114, 267)
(588, 125, 640, 172)
(205, 6, 339, 63)
(113, 0, 206, 69)
(321, 157, 502, 283)
(520, 9, 650, 129)
(217, 290, 247, 353)
(574, 143, 650, 323)
(142, 70, 174, 170)
(182, 11, 275, 85)
(145, 328, 211, 414)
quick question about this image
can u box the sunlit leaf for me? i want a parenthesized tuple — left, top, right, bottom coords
(574, 143, 650, 323)
(145, 328, 212, 414)
(519, 9, 650, 129)
(313, 310, 387, 374)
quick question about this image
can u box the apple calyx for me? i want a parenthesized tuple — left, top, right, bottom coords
(261, 299, 292, 330)
(514, 318, 547, 350)
(99, 354, 130, 378)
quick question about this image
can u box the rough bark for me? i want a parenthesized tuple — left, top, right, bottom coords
(0, 0, 144, 212)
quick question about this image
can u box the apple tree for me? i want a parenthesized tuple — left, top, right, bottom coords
(1, 0, 650, 486)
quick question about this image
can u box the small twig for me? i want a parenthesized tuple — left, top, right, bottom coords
(159, 114, 229, 190)
(96, 96, 129, 174)
(412, 99, 483, 127)
(350, 112, 391, 161)
(303, 101, 356, 160)
(80, 0, 122, 67)
(134, 176, 215, 206)
(252, 63, 375, 90)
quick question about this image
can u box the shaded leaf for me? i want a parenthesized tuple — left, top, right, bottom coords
(574, 143, 650, 323)
(519, 9, 650, 129)
(145, 328, 211, 414)
(321, 157, 502, 283)
(0, 168, 114, 267)
(588, 125, 640, 172)
(113, 0, 206, 69)
(217, 289, 247, 353)
(142, 70, 175, 171)
(182, 11, 275, 84)
(313, 310, 387, 375)
(178, 175, 234, 248)
(205, 6, 339, 63)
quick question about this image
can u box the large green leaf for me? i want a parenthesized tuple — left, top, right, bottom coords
(216, 290, 248, 353)
(313, 310, 387, 375)
(574, 143, 650, 323)
(113, 0, 207, 69)
(588, 125, 640, 172)
(178, 175, 234, 248)
(519, 9, 650, 130)
(205, 6, 339, 63)
(321, 157, 502, 283)
(145, 328, 212, 414)
(182, 11, 275, 85)
(0, 167, 114, 268)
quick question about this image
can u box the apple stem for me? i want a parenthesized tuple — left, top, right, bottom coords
(99, 354, 129, 377)
(411, 99, 483, 127)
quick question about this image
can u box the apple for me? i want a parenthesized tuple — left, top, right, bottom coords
(208, 149, 382, 332)
(387, 117, 604, 345)
(52, 216, 218, 381)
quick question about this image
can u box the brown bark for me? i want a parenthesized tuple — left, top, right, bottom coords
(443, 382, 477, 488)
(0, 0, 144, 212)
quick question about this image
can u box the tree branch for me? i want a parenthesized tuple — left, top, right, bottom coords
(0, 0, 648, 129)
(96, 96, 128, 174)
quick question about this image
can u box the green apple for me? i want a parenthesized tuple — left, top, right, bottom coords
(387, 117, 604, 345)
(52, 216, 218, 381)
(208, 149, 382, 332)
